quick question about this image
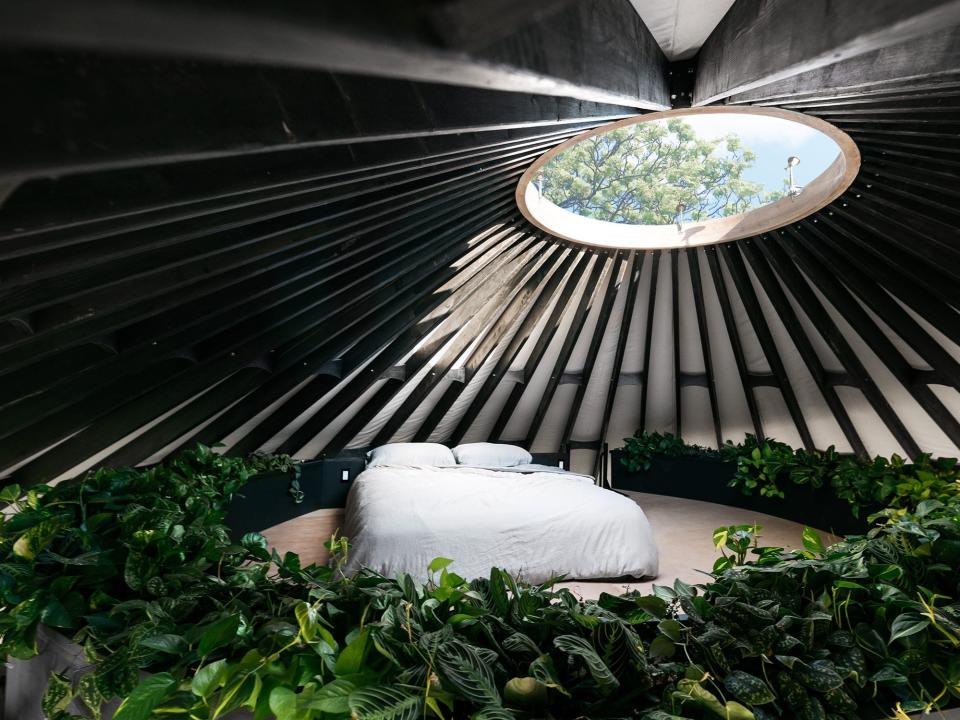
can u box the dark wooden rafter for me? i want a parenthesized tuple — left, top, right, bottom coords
(289, 232, 548, 456)
(809, 212, 960, 345)
(724, 27, 960, 106)
(0, 171, 538, 406)
(520, 254, 610, 449)
(695, 0, 960, 105)
(364, 241, 562, 448)
(739, 239, 868, 457)
(6, 7, 960, 484)
(671, 251, 682, 435)
(0, 0, 668, 135)
(559, 252, 626, 451)
(795, 221, 960, 389)
(212, 218, 526, 456)
(0, 198, 521, 468)
(704, 247, 764, 440)
(412, 248, 582, 442)
(827, 198, 960, 305)
(593, 251, 643, 478)
(0, 120, 607, 242)
(1, 204, 533, 479)
(0, 138, 563, 329)
(637, 251, 661, 434)
(0, 187, 525, 417)
(686, 249, 723, 448)
(720, 243, 815, 450)
(756, 238, 921, 458)
(776, 229, 960, 452)
(448, 250, 591, 445)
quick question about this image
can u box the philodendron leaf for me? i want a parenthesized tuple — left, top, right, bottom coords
(348, 684, 423, 720)
(113, 672, 177, 720)
(648, 635, 675, 658)
(198, 613, 241, 656)
(0, 483, 21, 503)
(889, 612, 930, 644)
(658, 619, 683, 642)
(795, 660, 843, 692)
(269, 687, 297, 720)
(428, 557, 454, 573)
(191, 659, 228, 698)
(335, 628, 370, 676)
(554, 634, 619, 694)
(801, 527, 826, 556)
(723, 670, 776, 705)
(41, 672, 73, 719)
(139, 633, 186, 654)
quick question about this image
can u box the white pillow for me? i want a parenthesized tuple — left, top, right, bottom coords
(452, 442, 532, 467)
(366, 443, 456, 468)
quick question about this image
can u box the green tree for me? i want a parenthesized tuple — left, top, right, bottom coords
(536, 118, 781, 225)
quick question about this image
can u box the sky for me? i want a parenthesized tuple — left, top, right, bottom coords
(676, 113, 840, 195)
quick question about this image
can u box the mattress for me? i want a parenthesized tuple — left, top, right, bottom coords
(341, 464, 658, 583)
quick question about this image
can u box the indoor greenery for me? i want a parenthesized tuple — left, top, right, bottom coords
(619, 431, 960, 516)
(0, 446, 958, 719)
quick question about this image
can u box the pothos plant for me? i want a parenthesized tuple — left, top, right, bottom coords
(620, 431, 719, 473)
(1, 447, 959, 720)
(620, 431, 960, 516)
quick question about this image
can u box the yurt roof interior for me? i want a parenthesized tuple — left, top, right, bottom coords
(2, 2, 960, 719)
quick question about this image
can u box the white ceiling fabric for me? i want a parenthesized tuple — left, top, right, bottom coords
(628, 0, 735, 60)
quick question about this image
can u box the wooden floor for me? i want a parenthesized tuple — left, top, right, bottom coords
(259, 492, 839, 599)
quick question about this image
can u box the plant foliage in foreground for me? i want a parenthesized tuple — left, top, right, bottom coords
(620, 431, 960, 516)
(0, 446, 958, 719)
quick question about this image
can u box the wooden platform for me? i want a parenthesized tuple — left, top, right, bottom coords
(257, 491, 841, 597)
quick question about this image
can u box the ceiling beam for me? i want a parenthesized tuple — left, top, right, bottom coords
(593, 251, 642, 478)
(726, 27, 960, 105)
(694, 0, 960, 106)
(559, 253, 625, 451)
(521, 255, 609, 450)
(0, 0, 669, 113)
(687, 250, 723, 449)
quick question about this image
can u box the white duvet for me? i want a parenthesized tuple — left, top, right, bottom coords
(341, 464, 658, 583)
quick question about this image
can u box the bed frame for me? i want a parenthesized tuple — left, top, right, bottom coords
(226, 444, 572, 540)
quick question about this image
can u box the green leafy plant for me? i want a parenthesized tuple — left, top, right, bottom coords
(711, 524, 761, 573)
(620, 431, 718, 472)
(621, 431, 960, 516)
(2, 447, 959, 719)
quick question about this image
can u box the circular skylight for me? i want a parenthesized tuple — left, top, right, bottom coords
(516, 107, 860, 250)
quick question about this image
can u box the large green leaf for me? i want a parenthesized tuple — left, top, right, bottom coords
(795, 660, 843, 692)
(437, 641, 502, 706)
(889, 612, 930, 644)
(113, 673, 178, 720)
(348, 685, 424, 720)
(553, 634, 619, 694)
(198, 614, 241, 656)
(336, 628, 370, 675)
(723, 670, 775, 705)
(191, 659, 228, 698)
(41, 672, 73, 719)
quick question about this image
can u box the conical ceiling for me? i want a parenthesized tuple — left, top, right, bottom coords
(2, 2, 960, 485)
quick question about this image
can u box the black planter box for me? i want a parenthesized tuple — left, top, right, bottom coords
(611, 449, 873, 536)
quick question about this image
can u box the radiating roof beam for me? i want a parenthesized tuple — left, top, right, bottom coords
(694, 0, 960, 106)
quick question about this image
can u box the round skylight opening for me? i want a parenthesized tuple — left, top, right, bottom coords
(516, 107, 860, 250)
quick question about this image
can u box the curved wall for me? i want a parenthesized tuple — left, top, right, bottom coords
(2, 42, 960, 484)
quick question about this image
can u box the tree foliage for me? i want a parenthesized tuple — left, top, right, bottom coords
(537, 118, 783, 225)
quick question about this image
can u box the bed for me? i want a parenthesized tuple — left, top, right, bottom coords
(341, 450, 659, 583)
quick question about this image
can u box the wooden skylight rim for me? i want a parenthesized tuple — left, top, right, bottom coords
(516, 106, 861, 250)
